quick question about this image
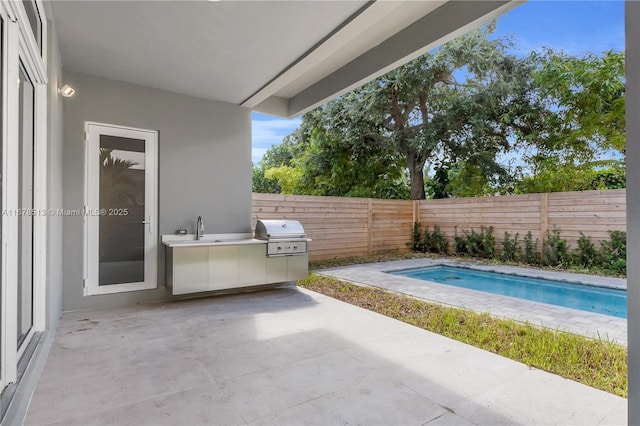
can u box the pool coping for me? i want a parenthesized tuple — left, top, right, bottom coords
(315, 258, 628, 346)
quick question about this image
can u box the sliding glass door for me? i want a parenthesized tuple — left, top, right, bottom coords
(0, 0, 47, 399)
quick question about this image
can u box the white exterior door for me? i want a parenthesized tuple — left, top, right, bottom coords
(84, 123, 158, 295)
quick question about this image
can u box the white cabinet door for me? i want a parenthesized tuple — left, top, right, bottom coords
(287, 255, 309, 281)
(172, 247, 209, 294)
(238, 245, 267, 286)
(266, 256, 288, 283)
(210, 246, 239, 290)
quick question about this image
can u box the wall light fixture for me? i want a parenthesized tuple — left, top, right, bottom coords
(58, 84, 76, 97)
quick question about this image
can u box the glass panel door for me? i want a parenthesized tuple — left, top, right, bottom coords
(17, 61, 34, 347)
(85, 123, 157, 295)
(99, 135, 146, 285)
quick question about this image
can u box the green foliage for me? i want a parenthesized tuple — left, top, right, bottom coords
(481, 226, 497, 259)
(454, 227, 467, 256)
(516, 161, 626, 194)
(252, 165, 279, 194)
(412, 222, 423, 252)
(409, 224, 624, 276)
(255, 111, 409, 199)
(453, 226, 467, 256)
(430, 225, 449, 254)
(524, 231, 540, 265)
(590, 165, 626, 190)
(412, 223, 448, 254)
(462, 229, 482, 257)
(574, 233, 601, 268)
(601, 230, 627, 275)
(454, 226, 496, 259)
(312, 23, 535, 200)
(252, 23, 626, 199)
(542, 226, 570, 267)
(263, 165, 304, 194)
(533, 49, 625, 154)
(501, 232, 521, 262)
(515, 49, 626, 195)
(427, 162, 451, 199)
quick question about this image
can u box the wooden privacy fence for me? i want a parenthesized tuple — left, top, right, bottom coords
(417, 189, 626, 252)
(252, 189, 626, 261)
(252, 193, 412, 261)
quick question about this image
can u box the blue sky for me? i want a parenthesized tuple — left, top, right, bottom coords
(251, 1, 625, 165)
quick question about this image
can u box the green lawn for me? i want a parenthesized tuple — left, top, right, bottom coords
(298, 274, 628, 398)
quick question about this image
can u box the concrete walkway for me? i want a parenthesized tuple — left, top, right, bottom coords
(24, 286, 625, 425)
(319, 258, 628, 345)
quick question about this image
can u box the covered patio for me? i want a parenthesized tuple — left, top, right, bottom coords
(2, 1, 639, 424)
(24, 286, 625, 425)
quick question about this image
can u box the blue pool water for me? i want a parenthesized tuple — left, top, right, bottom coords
(391, 266, 626, 318)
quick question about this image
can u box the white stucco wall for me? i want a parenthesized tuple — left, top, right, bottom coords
(46, 22, 64, 329)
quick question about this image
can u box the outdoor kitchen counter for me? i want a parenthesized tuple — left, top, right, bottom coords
(161, 233, 262, 248)
(162, 233, 307, 295)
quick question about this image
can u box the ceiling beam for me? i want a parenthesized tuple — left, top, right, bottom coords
(284, 0, 520, 118)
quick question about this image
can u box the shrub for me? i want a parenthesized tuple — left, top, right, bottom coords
(601, 230, 626, 275)
(574, 232, 601, 268)
(463, 228, 482, 257)
(460, 226, 495, 259)
(421, 225, 433, 253)
(481, 226, 496, 259)
(543, 226, 570, 267)
(454, 227, 467, 256)
(523, 231, 540, 265)
(412, 222, 449, 254)
(429, 225, 449, 254)
(501, 231, 520, 262)
(412, 222, 424, 252)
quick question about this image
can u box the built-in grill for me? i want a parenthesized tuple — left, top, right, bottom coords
(255, 219, 309, 257)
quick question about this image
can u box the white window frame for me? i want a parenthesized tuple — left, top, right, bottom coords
(1, 0, 47, 388)
(84, 122, 158, 296)
(0, 1, 10, 394)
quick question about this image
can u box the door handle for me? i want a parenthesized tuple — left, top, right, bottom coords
(142, 217, 152, 233)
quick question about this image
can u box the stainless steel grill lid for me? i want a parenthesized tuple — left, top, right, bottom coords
(255, 220, 308, 257)
(255, 219, 305, 239)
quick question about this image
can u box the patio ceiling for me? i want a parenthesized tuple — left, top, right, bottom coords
(49, 0, 520, 118)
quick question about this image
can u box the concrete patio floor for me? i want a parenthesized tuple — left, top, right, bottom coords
(24, 285, 626, 426)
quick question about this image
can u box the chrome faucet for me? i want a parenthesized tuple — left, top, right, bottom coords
(196, 216, 204, 240)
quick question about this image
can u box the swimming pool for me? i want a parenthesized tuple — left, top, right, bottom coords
(391, 266, 626, 318)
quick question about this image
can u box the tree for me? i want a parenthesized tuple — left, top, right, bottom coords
(320, 23, 535, 199)
(514, 49, 625, 193)
(255, 109, 409, 199)
(533, 49, 625, 154)
(252, 29, 626, 199)
(251, 130, 308, 194)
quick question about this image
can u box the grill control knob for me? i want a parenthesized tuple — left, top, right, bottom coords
(277, 246, 282, 251)
(293, 245, 298, 250)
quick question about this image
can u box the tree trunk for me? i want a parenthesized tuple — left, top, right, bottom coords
(407, 152, 426, 200)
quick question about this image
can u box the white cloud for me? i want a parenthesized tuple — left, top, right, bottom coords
(251, 116, 301, 164)
(251, 147, 268, 166)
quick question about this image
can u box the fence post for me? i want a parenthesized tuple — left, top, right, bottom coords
(540, 193, 549, 254)
(367, 198, 373, 256)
